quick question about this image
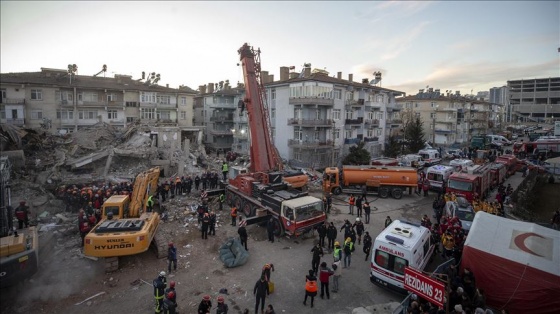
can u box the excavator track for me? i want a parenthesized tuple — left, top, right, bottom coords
(152, 231, 168, 259)
(105, 257, 119, 273)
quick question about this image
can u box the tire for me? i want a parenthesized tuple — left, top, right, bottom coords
(234, 197, 243, 213)
(333, 187, 342, 195)
(242, 202, 255, 217)
(226, 191, 234, 206)
(272, 217, 284, 237)
(391, 188, 403, 199)
(379, 187, 389, 198)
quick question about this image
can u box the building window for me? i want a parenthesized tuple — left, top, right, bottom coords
(346, 92, 354, 100)
(430, 112, 436, 119)
(57, 110, 74, 120)
(333, 128, 340, 140)
(1, 89, 6, 101)
(157, 110, 171, 120)
(345, 130, 352, 139)
(294, 108, 302, 119)
(294, 129, 302, 141)
(126, 117, 135, 123)
(314, 130, 320, 140)
(0, 110, 5, 119)
(78, 110, 98, 119)
(376, 129, 382, 136)
(271, 108, 276, 119)
(376, 95, 383, 102)
(367, 112, 374, 120)
(271, 89, 276, 100)
(180, 111, 187, 120)
(332, 109, 341, 120)
(107, 110, 117, 119)
(157, 95, 171, 104)
(334, 89, 341, 100)
(345, 110, 353, 119)
(31, 110, 43, 120)
(141, 92, 156, 103)
(294, 151, 302, 160)
(125, 101, 138, 107)
(316, 110, 321, 120)
(31, 89, 42, 100)
(142, 108, 156, 119)
(79, 92, 98, 102)
(181, 97, 187, 105)
(107, 94, 116, 102)
(367, 129, 374, 138)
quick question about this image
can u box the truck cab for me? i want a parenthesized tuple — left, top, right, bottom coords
(102, 195, 130, 219)
(279, 196, 325, 237)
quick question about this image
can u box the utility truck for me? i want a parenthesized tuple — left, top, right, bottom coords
(446, 164, 492, 202)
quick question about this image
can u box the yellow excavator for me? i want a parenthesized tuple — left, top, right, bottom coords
(83, 167, 167, 271)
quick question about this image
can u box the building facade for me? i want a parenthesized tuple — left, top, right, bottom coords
(397, 89, 494, 146)
(507, 77, 560, 124)
(0, 68, 197, 134)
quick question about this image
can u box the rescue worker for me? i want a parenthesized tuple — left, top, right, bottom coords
(14, 201, 30, 229)
(218, 193, 225, 211)
(238, 217, 248, 251)
(303, 269, 318, 307)
(168, 242, 177, 273)
(162, 291, 177, 314)
(165, 281, 177, 306)
(331, 258, 341, 293)
(261, 263, 275, 282)
(310, 243, 323, 275)
(326, 222, 337, 252)
(153, 271, 167, 314)
(348, 194, 355, 215)
(147, 194, 154, 212)
(319, 262, 334, 300)
(317, 223, 327, 248)
(363, 201, 371, 224)
(343, 237, 354, 268)
(442, 230, 455, 260)
(340, 219, 352, 240)
(355, 195, 363, 218)
(384, 216, 393, 228)
(216, 295, 228, 314)
(333, 241, 342, 262)
(352, 218, 364, 245)
(363, 231, 372, 261)
(201, 213, 210, 239)
(230, 206, 238, 226)
(253, 275, 269, 314)
(222, 161, 229, 181)
(198, 295, 212, 314)
(266, 218, 275, 243)
(79, 213, 91, 247)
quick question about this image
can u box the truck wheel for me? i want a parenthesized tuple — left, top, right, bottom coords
(379, 187, 389, 198)
(234, 197, 243, 213)
(272, 217, 284, 237)
(333, 187, 342, 195)
(391, 188, 403, 199)
(226, 191, 234, 206)
(242, 202, 255, 217)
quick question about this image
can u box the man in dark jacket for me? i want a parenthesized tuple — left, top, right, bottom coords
(253, 276, 269, 314)
(201, 213, 210, 239)
(363, 231, 373, 261)
(238, 218, 248, 250)
(326, 222, 337, 252)
(198, 295, 212, 314)
(153, 271, 167, 314)
(319, 262, 334, 300)
(167, 243, 177, 273)
(266, 218, 275, 243)
(340, 220, 352, 240)
(310, 243, 323, 275)
(209, 211, 217, 236)
(317, 224, 327, 248)
(162, 291, 177, 314)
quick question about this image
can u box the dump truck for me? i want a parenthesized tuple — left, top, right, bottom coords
(495, 154, 519, 177)
(0, 156, 39, 288)
(83, 167, 167, 271)
(323, 166, 418, 199)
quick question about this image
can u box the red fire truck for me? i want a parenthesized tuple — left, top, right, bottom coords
(446, 164, 492, 202)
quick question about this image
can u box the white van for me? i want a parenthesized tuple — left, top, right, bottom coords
(426, 165, 454, 191)
(370, 220, 435, 293)
(418, 149, 442, 167)
(449, 159, 474, 172)
(487, 135, 512, 146)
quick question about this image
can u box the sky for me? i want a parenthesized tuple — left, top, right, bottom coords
(1, 1, 558, 96)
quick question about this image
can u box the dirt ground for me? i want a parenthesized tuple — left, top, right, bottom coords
(531, 182, 560, 223)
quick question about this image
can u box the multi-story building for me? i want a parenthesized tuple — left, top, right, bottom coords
(397, 88, 494, 146)
(0, 68, 197, 134)
(489, 86, 507, 125)
(264, 66, 404, 169)
(507, 77, 560, 124)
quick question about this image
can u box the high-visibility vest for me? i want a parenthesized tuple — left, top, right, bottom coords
(305, 279, 318, 293)
(231, 207, 237, 217)
(349, 196, 355, 205)
(222, 163, 229, 172)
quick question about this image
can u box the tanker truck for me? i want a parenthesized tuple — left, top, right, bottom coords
(323, 166, 418, 199)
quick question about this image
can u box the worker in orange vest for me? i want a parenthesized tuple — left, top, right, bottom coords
(230, 206, 238, 226)
(348, 194, 355, 215)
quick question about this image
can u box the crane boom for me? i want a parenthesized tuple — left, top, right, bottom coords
(238, 43, 283, 173)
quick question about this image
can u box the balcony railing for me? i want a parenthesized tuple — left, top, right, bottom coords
(345, 117, 363, 125)
(289, 97, 334, 106)
(1, 98, 25, 104)
(365, 101, 382, 109)
(210, 102, 237, 109)
(363, 119, 380, 126)
(288, 139, 334, 149)
(210, 115, 234, 122)
(288, 118, 334, 127)
(209, 129, 233, 136)
(364, 137, 379, 143)
(386, 119, 403, 125)
(5, 118, 25, 126)
(232, 132, 248, 139)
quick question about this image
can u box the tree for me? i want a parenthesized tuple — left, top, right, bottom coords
(383, 134, 401, 158)
(342, 142, 371, 165)
(405, 116, 426, 153)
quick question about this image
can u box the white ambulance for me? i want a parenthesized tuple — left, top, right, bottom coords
(426, 165, 455, 191)
(418, 149, 442, 167)
(370, 220, 435, 294)
(449, 159, 474, 172)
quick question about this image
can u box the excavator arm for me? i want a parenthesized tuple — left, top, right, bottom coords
(128, 167, 160, 217)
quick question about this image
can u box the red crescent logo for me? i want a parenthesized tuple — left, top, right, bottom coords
(513, 232, 545, 257)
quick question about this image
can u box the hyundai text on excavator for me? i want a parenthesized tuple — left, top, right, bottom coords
(0, 156, 39, 288)
(83, 167, 167, 271)
(223, 43, 326, 237)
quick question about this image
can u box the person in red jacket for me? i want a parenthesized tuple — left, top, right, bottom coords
(319, 262, 334, 300)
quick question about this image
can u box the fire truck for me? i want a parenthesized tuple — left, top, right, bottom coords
(224, 43, 326, 237)
(446, 163, 492, 202)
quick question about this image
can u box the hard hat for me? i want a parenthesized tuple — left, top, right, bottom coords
(346, 237, 351, 242)
(217, 296, 225, 303)
(334, 241, 340, 246)
(203, 295, 211, 301)
(167, 291, 175, 299)
(169, 281, 175, 288)
(168, 242, 174, 247)
(159, 271, 166, 277)
(356, 217, 360, 222)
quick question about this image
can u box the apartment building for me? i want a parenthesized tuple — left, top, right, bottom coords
(0, 68, 197, 134)
(507, 77, 560, 124)
(397, 89, 494, 146)
(264, 66, 404, 169)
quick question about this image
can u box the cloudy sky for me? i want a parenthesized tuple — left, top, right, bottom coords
(1, 1, 558, 95)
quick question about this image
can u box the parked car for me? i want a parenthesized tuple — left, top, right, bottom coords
(490, 141, 503, 149)
(444, 196, 475, 233)
(445, 149, 464, 159)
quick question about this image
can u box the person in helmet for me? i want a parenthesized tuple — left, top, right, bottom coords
(165, 281, 177, 306)
(14, 201, 29, 229)
(333, 241, 342, 262)
(201, 212, 210, 240)
(343, 237, 354, 268)
(352, 217, 364, 245)
(198, 295, 212, 314)
(216, 295, 229, 314)
(162, 290, 177, 314)
(261, 263, 275, 283)
(168, 242, 177, 273)
(153, 271, 167, 314)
